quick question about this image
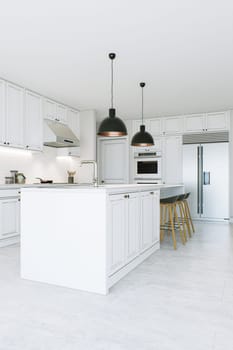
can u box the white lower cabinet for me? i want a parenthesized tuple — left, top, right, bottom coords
(108, 190, 159, 276)
(126, 193, 140, 262)
(0, 190, 20, 246)
(0, 200, 20, 246)
(141, 191, 160, 251)
(108, 194, 126, 274)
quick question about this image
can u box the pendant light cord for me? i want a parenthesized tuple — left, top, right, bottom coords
(111, 58, 114, 108)
(141, 85, 144, 125)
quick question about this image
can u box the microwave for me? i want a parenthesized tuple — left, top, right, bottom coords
(134, 148, 162, 180)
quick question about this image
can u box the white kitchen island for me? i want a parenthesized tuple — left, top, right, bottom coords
(21, 184, 183, 295)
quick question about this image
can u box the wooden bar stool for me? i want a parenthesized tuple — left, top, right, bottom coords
(160, 195, 186, 250)
(175, 194, 189, 241)
(183, 193, 195, 234)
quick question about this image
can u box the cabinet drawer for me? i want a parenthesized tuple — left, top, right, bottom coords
(0, 189, 21, 198)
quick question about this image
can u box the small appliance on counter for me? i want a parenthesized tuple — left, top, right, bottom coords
(16, 173, 26, 184)
(67, 170, 76, 184)
(5, 176, 14, 184)
(10, 170, 18, 183)
(5, 170, 26, 184)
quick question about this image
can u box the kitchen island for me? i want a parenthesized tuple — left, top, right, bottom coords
(21, 184, 183, 294)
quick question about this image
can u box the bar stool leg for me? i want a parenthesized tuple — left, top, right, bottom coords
(178, 201, 188, 241)
(160, 204, 165, 241)
(184, 199, 195, 233)
(173, 203, 186, 245)
(169, 206, 177, 250)
(183, 200, 192, 238)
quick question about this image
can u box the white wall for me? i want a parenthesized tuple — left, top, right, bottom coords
(0, 110, 97, 185)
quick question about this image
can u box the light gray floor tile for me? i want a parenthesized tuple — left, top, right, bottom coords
(0, 222, 232, 349)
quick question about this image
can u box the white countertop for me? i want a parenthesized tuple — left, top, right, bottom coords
(0, 183, 184, 190)
(19, 183, 184, 195)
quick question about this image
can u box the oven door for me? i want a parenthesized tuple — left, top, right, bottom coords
(134, 157, 162, 179)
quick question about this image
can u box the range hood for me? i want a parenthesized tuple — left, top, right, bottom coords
(43, 119, 80, 148)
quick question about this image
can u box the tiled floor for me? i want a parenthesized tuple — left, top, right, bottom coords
(0, 222, 233, 349)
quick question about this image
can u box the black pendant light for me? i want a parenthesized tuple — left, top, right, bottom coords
(131, 82, 154, 146)
(98, 53, 127, 136)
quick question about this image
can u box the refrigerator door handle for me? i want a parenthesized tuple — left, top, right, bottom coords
(197, 146, 204, 214)
(200, 146, 204, 214)
(203, 171, 210, 185)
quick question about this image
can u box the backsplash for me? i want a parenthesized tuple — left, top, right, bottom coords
(0, 146, 81, 184)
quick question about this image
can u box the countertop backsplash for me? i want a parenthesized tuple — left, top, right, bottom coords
(0, 146, 80, 185)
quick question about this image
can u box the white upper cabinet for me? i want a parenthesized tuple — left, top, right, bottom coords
(67, 109, 80, 138)
(184, 112, 229, 133)
(98, 138, 129, 184)
(5, 82, 24, 148)
(184, 114, 206, 133)
(206, 111, 229, 131)
(0, 80, 6, 145)
(162, 136, 183, 184)
(162, 116, 184, 135)
(44, 99, 68, 124)
(148, 118, 162, 135)
(24, 90, 43, 151)
(44, 98, 57, 121)
(57, 103, 67, 124)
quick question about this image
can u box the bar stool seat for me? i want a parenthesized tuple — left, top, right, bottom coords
(160, 195, 186, 250)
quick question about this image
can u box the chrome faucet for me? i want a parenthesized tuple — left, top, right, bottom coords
(80, 160, 98, 186)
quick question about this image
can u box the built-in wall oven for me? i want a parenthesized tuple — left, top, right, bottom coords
(133, 147, 162, 182)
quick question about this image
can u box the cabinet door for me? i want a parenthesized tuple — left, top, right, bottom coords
(184, 114, 206, 133)
(126, 193, 140, 262)
(206, 112, 229, 131)
(24, 90, 43, 151)
(162, 136, 183, 184)
(108, 194, 126, 274)
(141, 192, 154, 251)
(0, 198, 20, 240)
(162, 116, 183, 135)
(67, 109, 80, 138)
(148, 118, 162, 135)
(0, 79, 6, 144)
(98, 138, 129, 184)
(151, 191, 160, 243)
(6, 82, 24, 147)
(44, 98, 57, 121)
(57, 104, 67, 124)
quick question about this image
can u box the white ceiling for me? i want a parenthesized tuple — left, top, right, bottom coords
(0, 0, 233, 121)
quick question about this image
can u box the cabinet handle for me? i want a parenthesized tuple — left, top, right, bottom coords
(3, 142, 6, 145)
(124, 195, 128, 198)
(150, 191, 154, 195)
(101, 180, 105, 184)
(18, 198, 20, 202)
(7, 142, 10, 145)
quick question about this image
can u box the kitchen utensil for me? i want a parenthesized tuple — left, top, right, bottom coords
(16, 173, 26, 184)
(35, 177, 53, 184)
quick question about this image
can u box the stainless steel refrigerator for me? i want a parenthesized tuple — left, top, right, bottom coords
(183, 136, 229, 221)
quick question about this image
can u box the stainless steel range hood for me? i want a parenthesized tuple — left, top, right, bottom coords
(43, 119, 80, 148)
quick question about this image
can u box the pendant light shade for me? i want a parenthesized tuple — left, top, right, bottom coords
(98, 53, 127, 137)
(131, 82, 154, 147)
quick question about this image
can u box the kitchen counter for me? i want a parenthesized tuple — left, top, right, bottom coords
(20, 184, 184, 294)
